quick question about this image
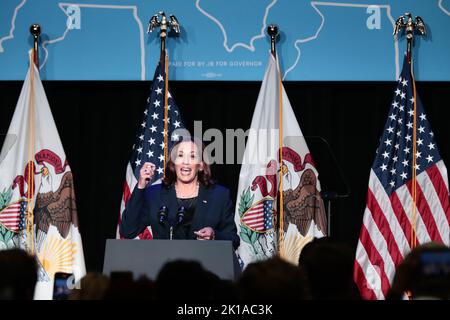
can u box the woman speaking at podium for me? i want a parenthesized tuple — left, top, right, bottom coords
(120, 138, 239, 249)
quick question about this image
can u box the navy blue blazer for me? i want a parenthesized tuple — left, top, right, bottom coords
(120, 183, 240, 249)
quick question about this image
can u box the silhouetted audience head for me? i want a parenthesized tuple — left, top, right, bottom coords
(237, 256, 311, 300)
(133, 276, 156, 300)
(103, 271, 154, 300)
(387, 242, 450, 300)
(155, 260, 221, 300)
(0, 249, 37, 300)
(68, 272, 110, 300)
(299, 237, 360, 300)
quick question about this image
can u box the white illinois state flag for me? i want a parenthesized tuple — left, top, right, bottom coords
(234, 53, 327, 268)
(0, 56, 86, 299)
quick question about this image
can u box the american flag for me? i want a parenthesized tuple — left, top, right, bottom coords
(354, 56, 450, 300)
(0, 200, 26, 233)
(241, 199, 274, 232)
(117, 54, 185, 239)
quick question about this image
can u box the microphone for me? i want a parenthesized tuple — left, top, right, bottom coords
(158, 205, 168, 224)
(159, 205, 175, 240)
(176, 206, 186, 226)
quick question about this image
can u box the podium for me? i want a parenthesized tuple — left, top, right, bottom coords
(103, 239, 239, 281)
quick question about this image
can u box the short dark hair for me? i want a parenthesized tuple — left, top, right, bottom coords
(155, 260, 217, 300)
(0, 249, 37, 300)
(162, 137, 214, 188)
(298, 238, 361, 300)
(238, 257, 311, 300)
(388, 242, 450, 300)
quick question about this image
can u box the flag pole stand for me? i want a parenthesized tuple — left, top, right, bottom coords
(325, 194, 334, 236)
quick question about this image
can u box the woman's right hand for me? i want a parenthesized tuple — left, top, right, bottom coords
(137, 162, 156, 189)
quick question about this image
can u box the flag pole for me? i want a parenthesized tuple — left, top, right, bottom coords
(158, 14, 169, 178)
(393, 13, 426, 250)
(148, 12, 181, 177)
(26, 24, 41, 254)
(268, 24, 285, 256)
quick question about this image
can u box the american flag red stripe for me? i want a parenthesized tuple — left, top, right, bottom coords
(406, 177, 443, 242)
(242, 203, 265, 231)
(389, 192, 418, 247)
(366, 189, 404, 266)
(358, 222, 392, 297)
(116, 179, 132, 239)
(426, 165, 450, 224)
(0, 203, 21, 232)
(423, 164, 450, 229)
(356, 165, 450, 299)
(369, 173, 412, 257)
(417, 167, 449, 239)
(117, 163, 153, 239)
(395, 184, 431, 244)
(123, 180, 132, 205)
(353, 258, 378, 300)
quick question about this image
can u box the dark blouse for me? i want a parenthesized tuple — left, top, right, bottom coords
(176, 196, 197, 238)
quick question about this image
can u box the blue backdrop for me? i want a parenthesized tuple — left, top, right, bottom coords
(1, 0, 449, 80)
